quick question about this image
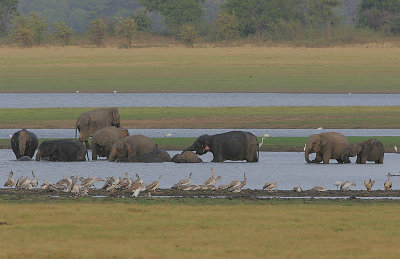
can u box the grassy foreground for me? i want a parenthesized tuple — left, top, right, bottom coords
(1, 46, 400, 93)
(0, 198, 400, 258)
(1, 136, 399, 152)
(2, 106, 400, 129)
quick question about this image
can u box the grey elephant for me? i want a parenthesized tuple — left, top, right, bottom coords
(342, 139, 384, 164)
(184, 131, 259, 162)
(119, 150, 171, 163)
(36, 139, 87, 162)
(75, 108, 120, 148)
(305, 132, 349, 164)
(91, 126, 130, 160)
(108, 135, 157, 162)
(11, 129, 38, 160)
(171, 151, 202, 163)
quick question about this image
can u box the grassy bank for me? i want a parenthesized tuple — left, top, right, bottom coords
(1, 47, 400, 93)
(0, 198, 400, 257)
(1, 136, 399, 152)
(2, 106, 400, 129)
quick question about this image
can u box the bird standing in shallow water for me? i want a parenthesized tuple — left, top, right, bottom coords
(340, 181, 356, 191)
(178, 172, 192, 186)
(4, 171, 15, 188)
(311, 186, 326, 192)
(384, 173, 392, 191)
(364, 178, 375, 191)
(333, 180, 341, 190)
(147, 175, 162, 192)
(263, 182, 278, 192)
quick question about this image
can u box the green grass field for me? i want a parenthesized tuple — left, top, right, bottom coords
(0, 198, 400, 258)
(1, 46, 400, 93)
(2, 106, 400, 129)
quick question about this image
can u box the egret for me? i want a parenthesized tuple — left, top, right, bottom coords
(165, 133, 172, 138)
(113, 90, 117, 93)
(395, 146, 398, 152)
(333, 180, 341, 190)
(259, 137, 267, 148)
(263, 134, 270, 138)
(317, 127, 323, 130)
(75, 90, 79, 93)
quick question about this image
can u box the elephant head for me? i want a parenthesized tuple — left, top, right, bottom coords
(304, 134, 327, 163)
(35, 141, 56, 161)
(108, 140, 132, 161)
(110, 108, 120, 128)
(184, 135, 211, 155)
(341, 143, 362, 161)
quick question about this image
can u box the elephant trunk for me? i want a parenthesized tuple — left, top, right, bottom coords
(35, 149, 41, 161)
(304, 146, 313, 163)
(184, 144, 196, 152)
(108, 147, 117, 162)
(19, 139, 26, 157)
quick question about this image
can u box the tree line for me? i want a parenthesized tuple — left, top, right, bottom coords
(0, 0, 399, 47)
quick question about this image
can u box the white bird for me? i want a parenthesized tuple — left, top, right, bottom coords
(303, 144, 306, 152)
(165, 133, 172, 138)
(4, 171, 15, 187)
(9, 134, 12, 139)
(311, 186, 326, 192)
(340, 181, 356, 191)
(146, 175, 162, 192)
(384, 173, 392, 191)
(203, 168, 222, 186)
(317, 127, 323, 130)
(113, 90, 117, 93)
(395, 146, 398, 152)
(131, 182, 147, 197)
(259, 137, 267, 148)
(263, 182, 278, 192)
(333, 180, 341, 190)
(364, 178, 375, 191)
(293, 186, 302, 192)
(31, 171, 38, 187)
(263, 134, 270, 138)
(228, 173, 247, 192)
(178, 172, 192, 186)
(75, 90, 79, 93)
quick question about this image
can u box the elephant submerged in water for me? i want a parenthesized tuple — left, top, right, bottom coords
(36, 139, 87, 162)
(108, 135, 157, 162)
(305, 132, 349, 164)
(341, 139, 384, 164)
(91, 126, 130, 160)
(11, 129, 38, 160)
(171, 151, 202, 163)
(118, 150, 171, 163)
(75, 108, 120, 148)
(184, 131, 259, 162)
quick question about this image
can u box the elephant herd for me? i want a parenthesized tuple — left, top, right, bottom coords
(10, 108, 260, 163)
(10, 108, 385, 164)
(305, 132, 385, 164)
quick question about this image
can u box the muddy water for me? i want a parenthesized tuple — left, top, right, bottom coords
(2, 93, 400, 108)
(1, 150, 399, 191)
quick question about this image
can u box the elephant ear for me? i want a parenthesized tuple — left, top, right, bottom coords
(320, 137, 327, 147)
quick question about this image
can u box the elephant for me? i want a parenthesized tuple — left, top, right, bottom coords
(18, 156, 33, 161)
(91, 126, 130, 160)
(118, 150, 171, 163)
(171, 151, 202, 163)
(10, 129, 39, 160)
(342, 139, 384, 164)
(36, 139, 87, 162)
(108, 135, 157, 162)
(304, 132, 349, 164)
(75, 108, 120, 148)
(184, 131, 259, 162)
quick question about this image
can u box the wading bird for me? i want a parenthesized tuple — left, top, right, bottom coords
(333, 180, 341, 190)
(178, 172, 192, 186)
(263, 182, 278, 192)
(293, 186, 302, 192)
(146, 175, 162, 192)
(364, 178, 375, 191)
(4, 171, 15, 188)
(311, 186, 326, 192)
(384, 173, 392, 191)
(340, 181, 356, 191)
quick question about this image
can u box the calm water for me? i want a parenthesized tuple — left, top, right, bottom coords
(1, 150, 398, 191)
(1, 128, 400, 139)
(2, 93, 400, 108)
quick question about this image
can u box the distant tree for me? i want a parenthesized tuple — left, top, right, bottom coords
(115, 16, 136, 47)
(132, 9, 152, 31)
(12, 12, 47, 47)
(177, 24, 198, 47)
(222, 0, 306, 38)
(214, 12, 239, 42)
(0, 0, 18, 34)
(358, 0, 400, 35)
(307, 0, 342, 40)
(139, 0, 205, 32)
(87, 14, 107, 47)
(52, 21, 74, 46)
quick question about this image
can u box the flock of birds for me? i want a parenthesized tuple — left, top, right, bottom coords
(3, 170, 396, 197)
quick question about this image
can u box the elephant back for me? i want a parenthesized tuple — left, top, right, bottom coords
(125, 135, 156, 156)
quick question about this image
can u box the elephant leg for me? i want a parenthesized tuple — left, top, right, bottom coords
(377, 155, 384, 164)
(92, 146, 97, 160)
(359, 153, 367, 164)
(356, 155, 361, 164)
(211, 152, 224, 162)
(322, 151, 331, 164)
(312, 152, 323, 163)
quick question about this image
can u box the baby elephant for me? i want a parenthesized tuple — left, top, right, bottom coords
(118, 150, 171, 163)
(171, 151, 202, 163)
(342, 139, 384, 164)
